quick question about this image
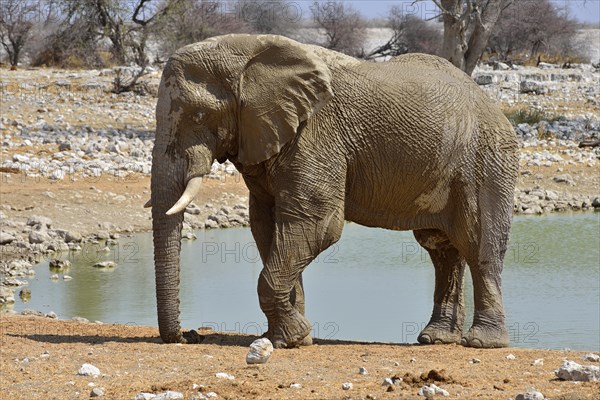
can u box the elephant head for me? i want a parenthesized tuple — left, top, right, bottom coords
(149, 35, 333, 343)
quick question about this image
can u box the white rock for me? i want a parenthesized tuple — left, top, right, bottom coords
(506, 354, 516, 360)
(469, 358, 481, 364)
(77, 363, 100, 377)
(246, 338, 273, 364)
(215, 372, 234, 380)
(515, 390, 544, 400)
(289, 383, 302, 389)
(201, 393, 218, 399)
(358, 367, 368, 375)
(531, 358, 544, 366)
(90, 387, 104, 397)
(418, 384, 449, 398)
(93, 261, 116, 268)
(555, 360, 599, 381)
(341, 382, 353, 390)
(418, 385, 436, 398)
(134, 394, 156, 400)
(154, 391, 183, 400)
(582, 353, 600, 362)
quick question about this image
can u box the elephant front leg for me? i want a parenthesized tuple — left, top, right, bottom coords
(249, 194, 312, 345)
(259, 216, 343, 348)
(414, 229, 466, 345)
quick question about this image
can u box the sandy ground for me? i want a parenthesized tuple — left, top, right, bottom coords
(1, 315, 598, 400)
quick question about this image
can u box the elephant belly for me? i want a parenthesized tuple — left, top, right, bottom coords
(343, 159, 452, 232)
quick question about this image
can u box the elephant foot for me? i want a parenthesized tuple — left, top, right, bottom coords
(461, 313, 509, 348)
(417, 320, 462, 345)
(268, 309, 312, 349)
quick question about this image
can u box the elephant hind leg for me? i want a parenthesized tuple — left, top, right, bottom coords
(413, 229, 466, 345)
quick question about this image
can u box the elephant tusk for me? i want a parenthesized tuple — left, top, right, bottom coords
(143, 199, 152, 208)
(166, 177, 202, 216)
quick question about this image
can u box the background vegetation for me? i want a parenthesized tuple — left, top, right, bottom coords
(0, 0, 591, 73)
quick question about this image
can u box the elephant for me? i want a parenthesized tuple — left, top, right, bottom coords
(147, 34, 518, 349)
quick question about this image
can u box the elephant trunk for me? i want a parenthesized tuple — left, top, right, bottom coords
(151, 154, 186, 343)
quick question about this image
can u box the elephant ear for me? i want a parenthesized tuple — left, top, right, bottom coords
(237, 37, 333, 165)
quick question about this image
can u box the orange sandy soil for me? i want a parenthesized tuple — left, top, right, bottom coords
(1, 315, 598, 400)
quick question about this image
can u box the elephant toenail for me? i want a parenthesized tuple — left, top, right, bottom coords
(418, 334, 432, 344)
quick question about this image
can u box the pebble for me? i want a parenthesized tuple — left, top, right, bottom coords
(515, 390, 544, 400)
(90, 387, 104, 397)
(531, 358, 544, 366)
(582, 353, 600, 362)
(418, 383, 449, 397)
(358, 366, 368, 375)
(93, 261, 116, 268)
(341, 382, 353, 390)
(77, 363, 100, 377)
(215, 372, 234, 380)
(246, 338, 274, 364)
(469, 358, 481, 364)
(289, 383, 302, 389)
(506, 354, 516, 360)
(49, 259, 71, 270)
(555, 360, 600, 381)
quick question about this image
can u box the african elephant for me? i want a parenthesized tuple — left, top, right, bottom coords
(147, 34, 518, 349)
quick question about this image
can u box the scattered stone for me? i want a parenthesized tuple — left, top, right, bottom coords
(63, 275, 73, 280)
(246, 338, 274, 364)
(50, 274, 59, 280)
(77, 363, 100, 377)
(200, 393, 217, 399)
(46, 311, 57, 318)
(418, 383, 449, 397)
(0, 231, 15, 244)
(29, 227, 51, 244)
(582, 353, 600, 362)
(93, 261, 116, 268)
(154, 391, 183, 399)
(341, 382, 353, 390)
(90, 387, 104, 397)
(358, 367, 368, 375)
(135, 394, 157, 400)
(72, 316, 90, 323)
(409, 358, 416, 363)
(49, 259, 71, 270)
(506, 354, 516, 360)
(515, 390, 544, 400)
(555, 360, 599, 381)
(469, 358, 481, 364)
(26, 215, 52, 229)
(19, 288, 31, 302)
(0, 287, 15, 304)
(592, 197, 600, 209)
(531, 359, 544, 366)
(289, 383, 302, 389)
(215, 372, 234, 380)
(553, 174, 574, 184)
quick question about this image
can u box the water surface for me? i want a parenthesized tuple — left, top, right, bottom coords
(12, 213, 600, 350)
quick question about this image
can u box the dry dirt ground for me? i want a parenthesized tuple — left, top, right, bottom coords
(1, 315, 599, 400)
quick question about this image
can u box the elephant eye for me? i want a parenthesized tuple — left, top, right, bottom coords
(192, 111, 205, 124)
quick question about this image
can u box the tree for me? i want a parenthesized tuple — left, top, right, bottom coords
(0, 0, 38, 68)
(155, 0, 250, 60)
(367, 7, 442, 59)
(310, 1, 366, 57)
(488, 0, 579, 62)
(426, 0, 513, 75)
(236, 0, 300, 36)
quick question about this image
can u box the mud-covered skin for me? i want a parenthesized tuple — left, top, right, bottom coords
(150, 34, 518, 348)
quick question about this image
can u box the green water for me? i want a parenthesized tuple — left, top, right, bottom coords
(11, 213, 600, 350)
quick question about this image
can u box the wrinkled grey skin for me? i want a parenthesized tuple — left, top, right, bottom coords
(150, 34, 518, 349)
